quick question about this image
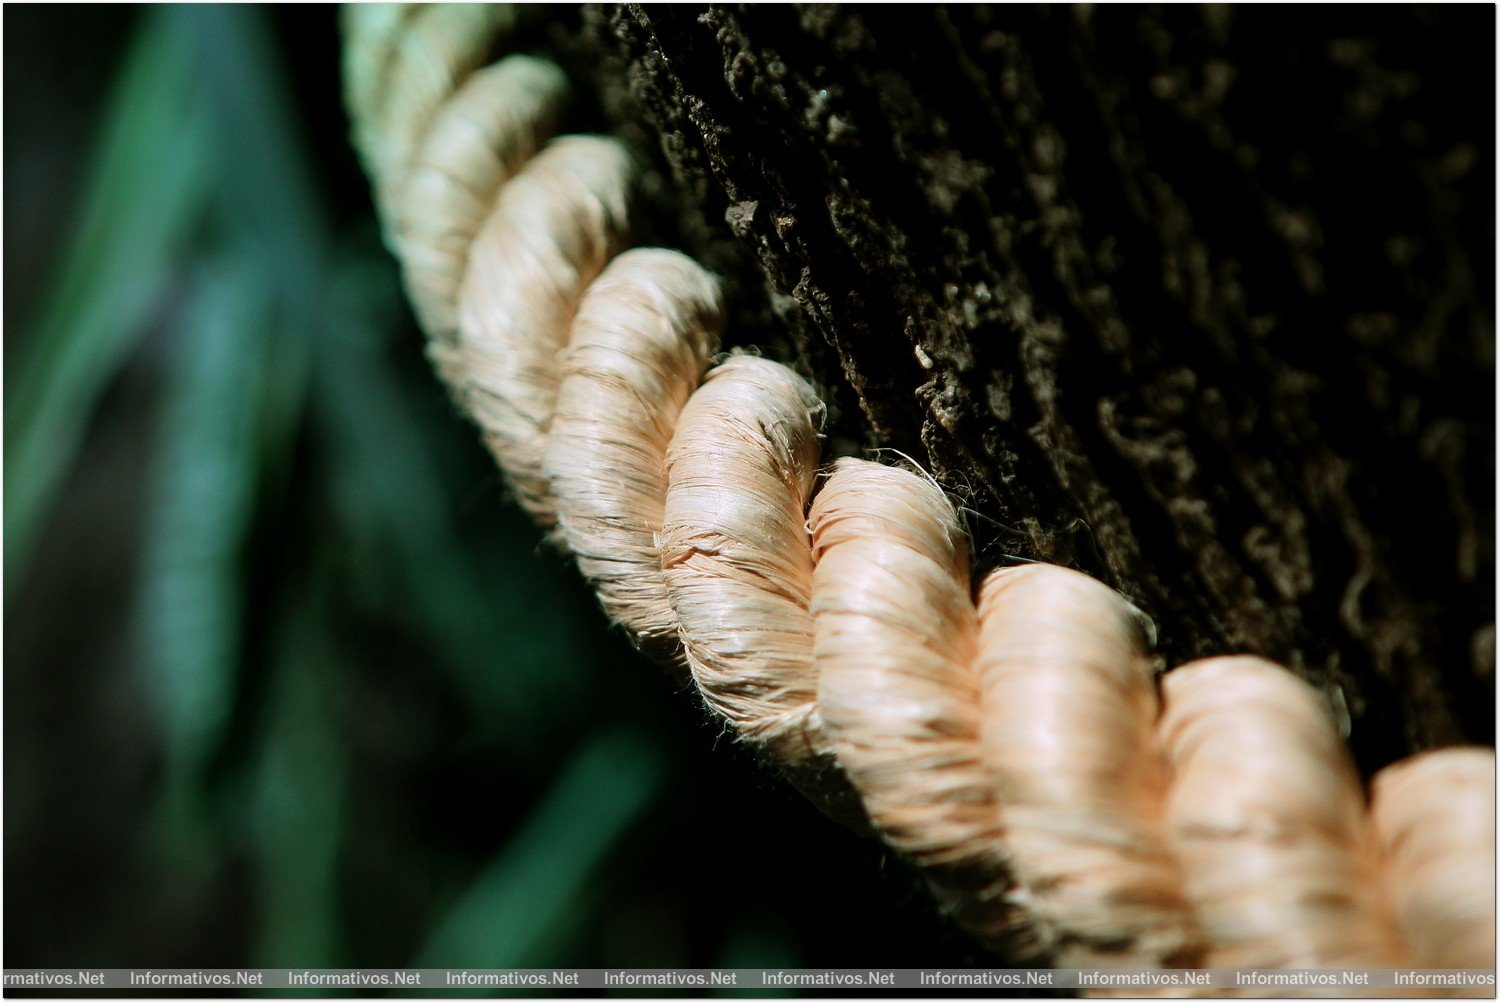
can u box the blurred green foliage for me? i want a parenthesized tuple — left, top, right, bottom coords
(5, 4, 664, 970)
(6, 7, 209, 584)
(5, 5, 984, 980)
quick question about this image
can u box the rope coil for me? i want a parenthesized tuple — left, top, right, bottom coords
(343, 4, 1494, 982)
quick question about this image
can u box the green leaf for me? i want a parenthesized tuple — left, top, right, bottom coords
(312, 250, 595, 749)
(249, 597, 348, 969)
(415, 726, 671, 968)
(5, 7, 210, 587)
(170, 5, 585, 737)
(169, 4, 328, 285)
(136, 253, 277, 781)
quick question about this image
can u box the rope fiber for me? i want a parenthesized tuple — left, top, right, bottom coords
(342, 3, 1495, 982)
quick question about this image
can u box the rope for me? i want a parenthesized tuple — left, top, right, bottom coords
(342, 4, 1494, 978)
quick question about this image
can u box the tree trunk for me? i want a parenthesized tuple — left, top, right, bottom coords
(543, 4, 1494, 772)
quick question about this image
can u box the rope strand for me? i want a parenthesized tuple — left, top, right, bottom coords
(977, 566, 1200, 967)
(1371, 747, 1496, 970)
(810, 460, 1022, 950)
(548, 248, 723, 665)
(1159, 658, 1408, 969)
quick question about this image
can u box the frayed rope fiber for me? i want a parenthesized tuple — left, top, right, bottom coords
(342, 3, 1494, 982)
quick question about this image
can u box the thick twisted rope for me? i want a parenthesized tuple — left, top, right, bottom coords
(342, 4, 1494, 978)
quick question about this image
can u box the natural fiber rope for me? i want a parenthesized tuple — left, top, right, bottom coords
(342, 4, 1494, 980)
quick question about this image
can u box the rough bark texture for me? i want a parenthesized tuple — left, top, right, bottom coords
(537, 5, 1493, 772)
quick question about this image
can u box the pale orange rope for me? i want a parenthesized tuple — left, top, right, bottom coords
(342, 4, 1495, 980)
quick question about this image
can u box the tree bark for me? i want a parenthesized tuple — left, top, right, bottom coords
(544, 5, 1494, 771)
